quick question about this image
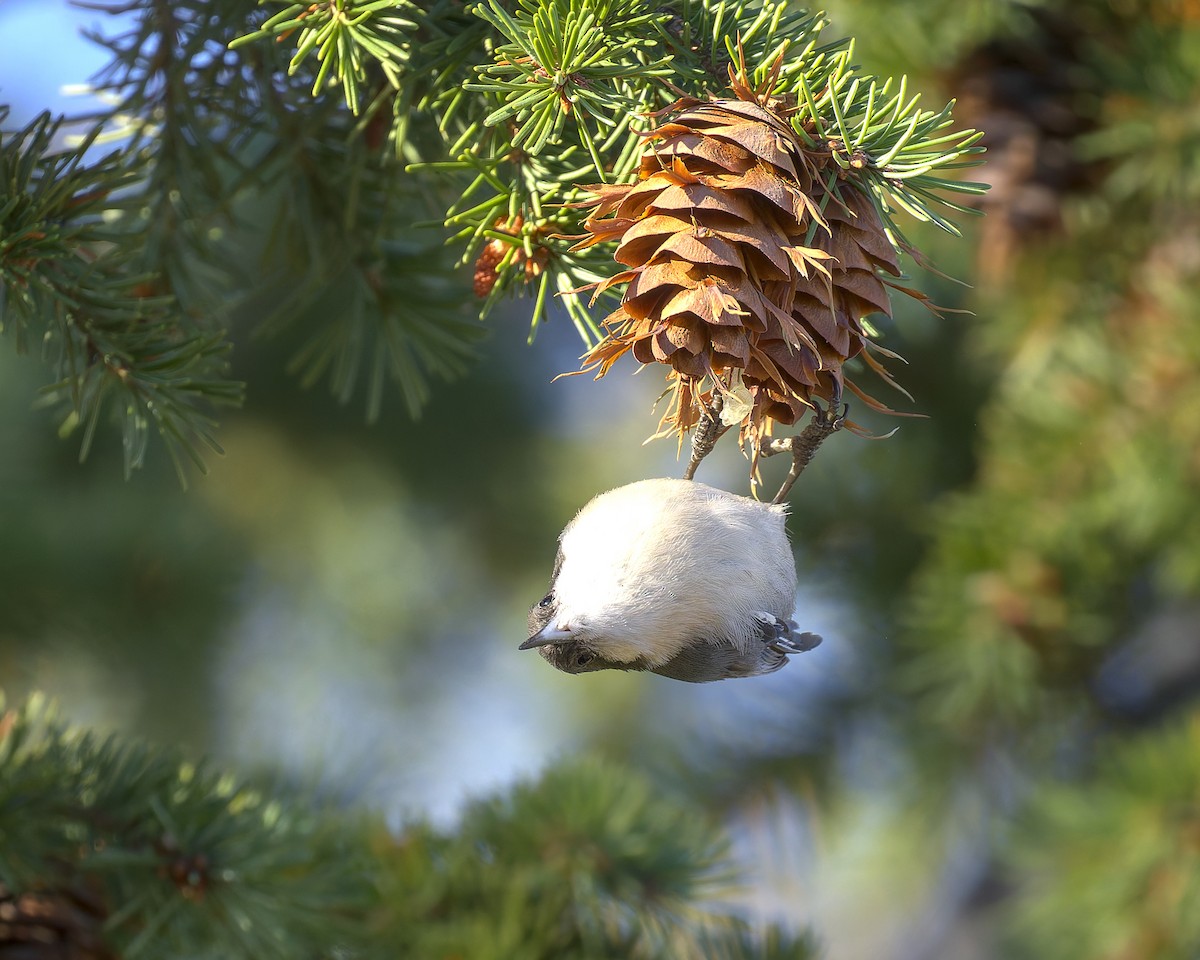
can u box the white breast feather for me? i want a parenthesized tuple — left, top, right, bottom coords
(551, 478, 797, 665)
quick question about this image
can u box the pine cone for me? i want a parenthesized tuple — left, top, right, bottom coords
(473, 238, 507, 298)
(473, 216, 550, 298)
(0, 883, 113, 960)
(947, 7, 1102, 282)
(572, 73, 906, 444)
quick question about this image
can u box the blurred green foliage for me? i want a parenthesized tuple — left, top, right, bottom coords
(0, 694, 815, 959)
(1006, 714, 1200, 960)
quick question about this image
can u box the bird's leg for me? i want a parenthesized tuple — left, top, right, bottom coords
(683, 393, 733, 480)
(762, 384, 847, 504)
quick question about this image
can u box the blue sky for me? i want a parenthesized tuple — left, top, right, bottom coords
(1, 1, 113, 125)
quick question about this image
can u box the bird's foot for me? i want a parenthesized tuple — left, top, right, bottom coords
(809, 394, 848, 434)
(683, 393, 733, 480)
(761, 385, 848, 504)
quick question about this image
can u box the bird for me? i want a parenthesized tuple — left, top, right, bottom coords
(520, 478, 822, 682)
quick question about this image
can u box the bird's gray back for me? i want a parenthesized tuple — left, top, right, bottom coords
(649, 639, 788, 682)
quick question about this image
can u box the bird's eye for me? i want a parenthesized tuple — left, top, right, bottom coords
(576, 652, 594, 666)
(537, 594, 553, 608)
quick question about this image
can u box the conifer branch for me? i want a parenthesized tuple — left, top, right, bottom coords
(0, 691, 817, 960)
(0, 110, 243, 484)
(234, 0, 984, 343)
(7, 0, 985, 474)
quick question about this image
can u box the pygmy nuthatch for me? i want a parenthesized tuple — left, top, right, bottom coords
(521, 478, 821, 682)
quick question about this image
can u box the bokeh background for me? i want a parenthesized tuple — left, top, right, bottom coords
(3, 2, 1200, 958)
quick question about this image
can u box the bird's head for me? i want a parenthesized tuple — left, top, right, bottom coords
(521, 591, 640, 675)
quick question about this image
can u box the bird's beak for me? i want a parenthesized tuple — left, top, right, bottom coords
(519, 624, 573, 650)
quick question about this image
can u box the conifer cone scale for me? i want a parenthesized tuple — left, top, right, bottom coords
(572, 81, 908, 443)
(0, 883, 113, 960)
